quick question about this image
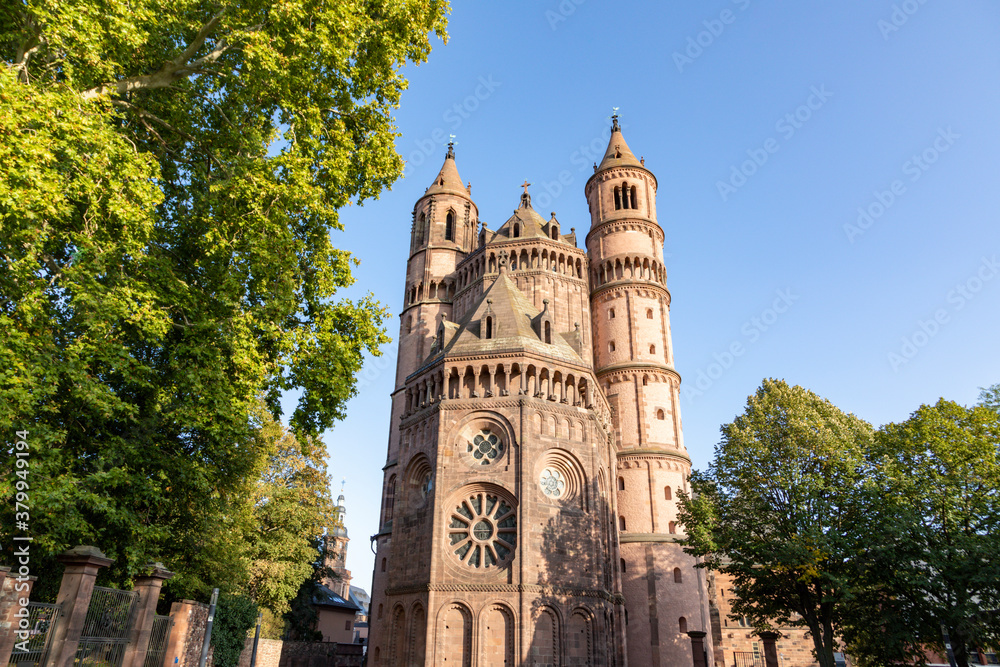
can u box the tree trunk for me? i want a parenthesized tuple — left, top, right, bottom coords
(950, 625, 970, 667)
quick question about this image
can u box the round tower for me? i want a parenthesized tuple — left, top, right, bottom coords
(586, 115, 711, 667)
(397, 141, 479, 387)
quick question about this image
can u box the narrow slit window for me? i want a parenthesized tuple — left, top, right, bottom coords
(445, 211, 454, 241)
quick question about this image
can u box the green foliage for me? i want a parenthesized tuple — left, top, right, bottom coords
(979, 383, 1000, 413)
(244, 406, 337, 618)
(679, 379, 875, 667)
(0, 0, 448, 592)
(842, 398, 1000, 667)
(211, 593, 259, 667)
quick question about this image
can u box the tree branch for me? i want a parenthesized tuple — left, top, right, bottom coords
(80, 13, 231, 100)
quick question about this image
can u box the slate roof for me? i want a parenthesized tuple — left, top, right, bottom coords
(312, 584, 362, 612)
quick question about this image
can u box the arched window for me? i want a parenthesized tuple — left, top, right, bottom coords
(656, 409, 665, 420)
(406, 317, 412, 334)
(551, 226, 559, 240)
(647, 308, 654, 319)
(619, 516, 626, 531)
(631, 186, 638, 211)
(609, 308, 615, 319)
(513, 223, 520, 238)
(679, 617, 688, 633)
(642, 376, 648, 386)
(385, 476, 396, 524)
(381, 558, 386, 572)
(544, 321, 552, 344)
(649, 344, 656, 354)
(625, 609, 629, 626)
(609, 341, 616, 352)
(614, 187, 622, 210)
(485, 316, 493, 340)
(618, 477, 625, 491)
(620, 558, 626, 573)
(445, 211, 454, 241)
(416, 212, 426, 245)
(664, 486, 672, 500)
(669, 521, 676, 534)
(673, 567, 682, 583)
(622, 182, 630, 209)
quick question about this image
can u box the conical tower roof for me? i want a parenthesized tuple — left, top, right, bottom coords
(597, 115, 643, 171)
(423, 142, 470, 198)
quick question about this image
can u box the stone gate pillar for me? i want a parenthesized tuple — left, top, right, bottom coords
(122, 563, 174, 667)
(0, 567, 36, 665)
(43, 545, 113, 667)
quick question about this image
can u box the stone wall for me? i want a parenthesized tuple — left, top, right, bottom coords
(237, 638, 363, 667)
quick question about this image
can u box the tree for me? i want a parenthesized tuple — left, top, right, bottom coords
(244, 407, 337, 620)
(843, 398, 1000, 667)
(211, 593, 259, 667)
(0, 0, 447, 590)
(678, 379, 875, 667)
(979, 383, 1000, 413)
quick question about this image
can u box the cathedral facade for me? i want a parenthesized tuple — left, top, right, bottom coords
(367, 118, 712, 667)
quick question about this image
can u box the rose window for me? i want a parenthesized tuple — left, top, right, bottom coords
(468, 429, 503, 464)
(539, 468, 566, 498)
(448, 491, 516, 568)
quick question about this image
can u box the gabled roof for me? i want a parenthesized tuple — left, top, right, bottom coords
(438, 269, 586, 366)
(312, 584, 362, 612)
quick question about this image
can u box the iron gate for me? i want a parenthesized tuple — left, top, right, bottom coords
(74, 586, 138, 667)
(7, 602, 60, 667)
(142, 615, 172, 667)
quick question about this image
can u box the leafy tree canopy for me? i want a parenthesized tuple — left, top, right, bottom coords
(0, 0, 448, 591)
(843, 397, 1000, 667)
(679, 378, 875, 667)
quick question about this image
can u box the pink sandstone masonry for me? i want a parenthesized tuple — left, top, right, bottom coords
(367, 118, 712, 666)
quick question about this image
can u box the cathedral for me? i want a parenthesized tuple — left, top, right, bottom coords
(367, 117, 712, 666)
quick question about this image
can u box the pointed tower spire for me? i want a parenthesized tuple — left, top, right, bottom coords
(597, 112, 643, 172)
(425, 142, 466, 197)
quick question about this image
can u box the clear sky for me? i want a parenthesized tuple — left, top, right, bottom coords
(285, 1, 1000, 595)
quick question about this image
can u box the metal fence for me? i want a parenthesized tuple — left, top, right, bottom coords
(74, 586, 138, 667)
(142, 615, 172, 667)
(7, 602, 60, 667)
(734, 651, 763, 667)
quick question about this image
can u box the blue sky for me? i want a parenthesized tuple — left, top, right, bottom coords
(287, 1, 1000, 593)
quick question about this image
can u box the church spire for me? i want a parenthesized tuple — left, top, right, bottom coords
(424, 141, 468, 197)
(596, 113, 643, 172)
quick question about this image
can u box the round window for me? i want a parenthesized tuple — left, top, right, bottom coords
(448, 491, 516, 569)
(468, 429, 503, 464)
(539, 468, 566, 498)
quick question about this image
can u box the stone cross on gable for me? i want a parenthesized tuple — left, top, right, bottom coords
(498, 249, 509, 271)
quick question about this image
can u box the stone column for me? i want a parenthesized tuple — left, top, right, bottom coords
(759, 631, 780, 667)
(0, 568, 35, 665)
(688, 631, 708, 667)
(122, 563, 174, 667)
(44, 545, 114, 667)
(163, 599, 207, 667)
